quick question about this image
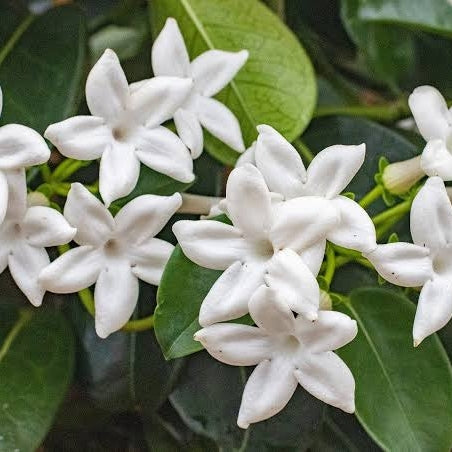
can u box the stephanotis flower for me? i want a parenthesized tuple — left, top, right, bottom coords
(0, 87, 50, 224)
(0, 169, 75, 306)
(45, 49, 194, 207)
(239, 125, 376, 254)
(363, 177, 452, 346)
(144, 17, 247, 158)
(173, 164, 341, 326)
(195, 285, 357, 428)
(39, 183, 182, 338)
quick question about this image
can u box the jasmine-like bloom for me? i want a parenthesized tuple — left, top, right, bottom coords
(0, 169, 75, 306)
(195, 285, 357, 428)
(45, 49, 194, 207)
(174, 164, 339, 326)
(364, 177, 452, 346)
(39, 183, 182, 338)
(408, 85, 452, 180)
(147, 17, 247, 158)
(251, 125, 376, 253)
(0, 87, 50, 223)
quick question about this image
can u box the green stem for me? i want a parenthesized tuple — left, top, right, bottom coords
(0, 309, 33, 363)
(292, 137, 315, 163)
(359, 185, 383, 208)
(121, 316, 155, 332)
(324, 244, 336, 286)
(0, 14, 34, 65)
(40, 163, 51, 182)
(52, 159, 89, 182)
(372, 199, 412, 226)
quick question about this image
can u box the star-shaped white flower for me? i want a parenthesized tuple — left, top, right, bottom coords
(0, 169, 75, 306)
(0, 87, 50, 224)
(39, 183, 182, 338)
(363, 177, 452, 345)
(174, 164, 340, 326)
(246, 125, 376, 253)
(147, 17, 248, 158)
(195, 285, 357, 428)
(408, 86, 452, 180)
(45, 49, 194, 207)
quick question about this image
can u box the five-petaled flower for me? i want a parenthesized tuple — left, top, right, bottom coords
(147, 17, 248, 158)
(45, 49, 195, 207)
(195, 285, 357, 428)
(39, 183, 182, 338)
(0, 169, 75, 306)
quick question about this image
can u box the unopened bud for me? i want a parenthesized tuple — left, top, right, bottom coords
(319, 290, 332, 311)
(382, 155, 424, 195)
(27, 191, 50, 207)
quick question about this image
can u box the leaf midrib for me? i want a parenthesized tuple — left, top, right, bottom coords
(0, 310, 33, 364)
(347, 302, 422, 451)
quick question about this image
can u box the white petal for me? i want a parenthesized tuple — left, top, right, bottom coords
(411, 177, 452, 252)
(199, 261, 266, 326)
(364, 243, 433, 287)
(248, 285, 296, 334)
(4, 169, 27, 222)
(134, 126, 194, 183)
(196, 96, 245, 152)
(64, 183, 114, 246)
(226, 164, 272, 240)
(39, 246, 103, 293)
(23, 206, 76, 247)
(420, 139, 452, 180)
(173, 219, 248, 271)
(99, 142, 140, 207)
(327, 196, 376, 253)
(0, 170, 7, 224)
(237, 357, 298, 429)
(86, 49, 129, 122)
(0, 124, 50, 169)
(129, 77, 192, 128)
(294, 351, 355, 413)
(115, 193, 181, 244)
(255, 124, 305, 199)
(44, 116, 110, 160)
(413, 276, 452, 346)
(191, 49, 248, 97)
(9, 242, 49, 306)
(303, 144, 366, 199)
(94, 259, 139, 338)
(264, 249, 320, 320)
(151, 18, 190, 77)
(298, 240, 326, 276)
(129, 238, 174, 286)
(174, 108, 204, 158)
(270, 197, 339, 252)
(236, 141, 256, 167)
(408, 86, 451, 142)
(194, 323, 271, 366)
(295, 311, 358, 353)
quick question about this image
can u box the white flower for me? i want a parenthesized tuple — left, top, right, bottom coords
(251, 125, 376, 253)
(364, 177, 452, 346)
(0, 169, 75, 306)
(39, 183, 182, 338)
(194, 285, 357, 428)
(147, 17, 248, 158)
(0, 86, 50, 224)
(44, 49, 194, 207)
(173, 164, 340, 326)
(408, 85, 452, 180)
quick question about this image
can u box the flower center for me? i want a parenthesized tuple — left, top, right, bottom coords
(112, 126, 128, 141)
(104, 238, 122, 256)
(433, 245, 452, 277)
(252, 239, 274, 261)
(282, 335, 301, 354)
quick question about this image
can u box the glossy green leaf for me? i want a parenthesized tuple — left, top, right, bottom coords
(337, 288, 452, 451)
(170, 351, 324, 450)
(151, 0, 316, 165)
(0, 305, 74, 452)
(0, 5, 87, 134)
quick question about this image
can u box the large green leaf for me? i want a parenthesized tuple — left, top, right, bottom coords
(170, 351, 324, 451)
(0, 304, 74, 452)
(151, 0, 316, 165)
(0, 5, 87, 133)
(337, 288, 452, 451)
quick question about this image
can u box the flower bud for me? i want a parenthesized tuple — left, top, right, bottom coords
(26, 191, 50, 207)
(382, 155, 424, 195)
(319, 290, 332, 311)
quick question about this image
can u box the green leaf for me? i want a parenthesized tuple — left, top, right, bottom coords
(170, 351, 324, 450)
(337, 288, 452, 451)
(151, 0, 316, 165)
(0, 305, 74, 452)
(0, 5, 87, 134)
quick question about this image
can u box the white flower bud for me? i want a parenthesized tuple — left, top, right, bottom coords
(382, 155, 424, 195)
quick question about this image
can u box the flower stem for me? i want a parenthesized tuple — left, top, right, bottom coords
(178, 193, 223, 216)
(324, 244, 336, 286)
(51, 158, 90, 182)
(292, 137, 315, 163)
(121, 315, 155, 332)
(359, 185, 384, 208)
(372, 199, 412, 226)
